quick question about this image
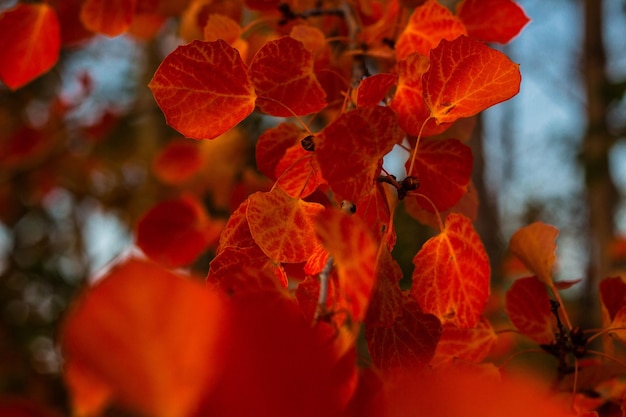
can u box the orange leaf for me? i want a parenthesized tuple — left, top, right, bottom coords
(136, 195, 221, 267)
(290, 24, 326, 55)
(0, 4, 60, 90)
(274, 145, 326, 198)
(430, 317, 497, 368)
(61, 258, 228, 417)
(366, 297, 442, 371)
(406, 137, 473, 212)
(316, 209, 378, 323)
(395, 0, 467, 60)
(423, 35, 521, 124)
(203, 13, 248, 60)
(149, 39, 256, 139)
(249, 36, 327, 116)
(80, 0, 136, 36)
(255, 122, 303, 180)
(509, 221, 558, 285)
(316, 106, 404, 203)
(357, 73, 397, 107)
(246, 188, 325, 263)
(411, 213, 490, 328)
(152, 139, 203, 184)
(390, 53, 451, 137)
(505, 276, 556, 345)
(365, 247, 404, 327)
(456, 0, 530, 44)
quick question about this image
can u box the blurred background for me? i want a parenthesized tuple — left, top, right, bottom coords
(0, 0, 625, 413)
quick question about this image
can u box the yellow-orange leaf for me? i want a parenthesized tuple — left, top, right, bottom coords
(411, 213, 490, 328)
(149, 39, 256, 139)
(61, 258, 227, 417)
(423, 35, 521, 124)
(246, 188, 325, 263)
(430, 317, 497, 368)
(0, 3, 60, 90)
(509, 222, 558, 285)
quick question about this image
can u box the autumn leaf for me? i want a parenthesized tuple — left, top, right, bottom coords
(509, 221, 558, 285)
(203, 13, 248, 60)
(365, 247, 404, 327)
(316, 208, 378, 323)
(456, 0, 530, 44)
(80, 0, 136, 36)
(249, 36, 327, 116)
(430, 317, 497, 368)
(61, 258, 228, 417)
(405, 137, 473, 212)
(390, 53, 451, 137)
(357, 73, 398, 107)
(505, 277, 556, 345)
(152, 139, 203, 184)
(274, 145, 326, 198)
(316, 106, 404, 204)
(366, 297, 442, 371)
(411, 213, 490, 328)
(149, 39, 256, 139)
(395, 0, 467, 60)
(0, 3, 60, 90)
(599, 277, 626, 343)
(246, 188, 325, 263)
(255, 122, 303, 181)
(136, 195, 222, 267)
(423, 35, 521, 124)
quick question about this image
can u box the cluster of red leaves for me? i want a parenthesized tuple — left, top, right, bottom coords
(11, 1, 619, 416)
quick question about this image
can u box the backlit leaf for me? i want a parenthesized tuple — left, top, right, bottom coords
(411, 213, 490, 328)
(249, 36, 327, 116)
(365, 247, 405, 327)
(255, 122, 303, 180)
(203, 13, 248, 60)
(505, 276, 556, 345)
(366, 297, 442, 371)
(405, 137, 473, 212)
(316, 209, 378, 323)
(509, 221, 558, 285)
(423, 35, 521, 124)
(62, 258, 227, 417)
(457, 0, 530, 44)
(136, 195, 222, 267)
(80, 0, 136, 36)
(316, 106, 404, 203)
(390, 53, 451, 137)
(149, 39, 256, 139)
(0, 3, 60, 90)
(395, 0, 466, 60)
(599, 276, 626, 321)
(274, 146, 326, 198)
(430, 317, 497, 368)
(247, 188, 325, 263)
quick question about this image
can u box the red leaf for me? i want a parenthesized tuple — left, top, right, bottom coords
(149, 39, 256, 139)
(411, 213, 490, 328)
(365, 247, 404, 327)
(274, 146, 326, 198)
(246, 188, 325, 263)
(316, 106, 404, 203)
(395, 0, 467, 60)
(599, 277, 626, 321)
(505, 276, 556, 344)
(390, 53, 451, 137)
(423, 35, 521, 124)
(61, 258, 228, 417)
(136, 195, 221, 267)
(357, 73, 398, 107)
(430, 317, 497, 368)
(80, 0, 136, 36)
(152, 139, 203, 184)
(0, 4, 60, 90)
(255, 122, 303, 180)
(366, 297, 442, 371)
(509, 221, 558, 285)
(457, 0, 530, 44)
(249, 36, 327, 116)
(405, 137, 473, 212)
(316, 209, 378, 323)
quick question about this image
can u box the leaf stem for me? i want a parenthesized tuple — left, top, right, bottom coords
(407, 116, 432, 176)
